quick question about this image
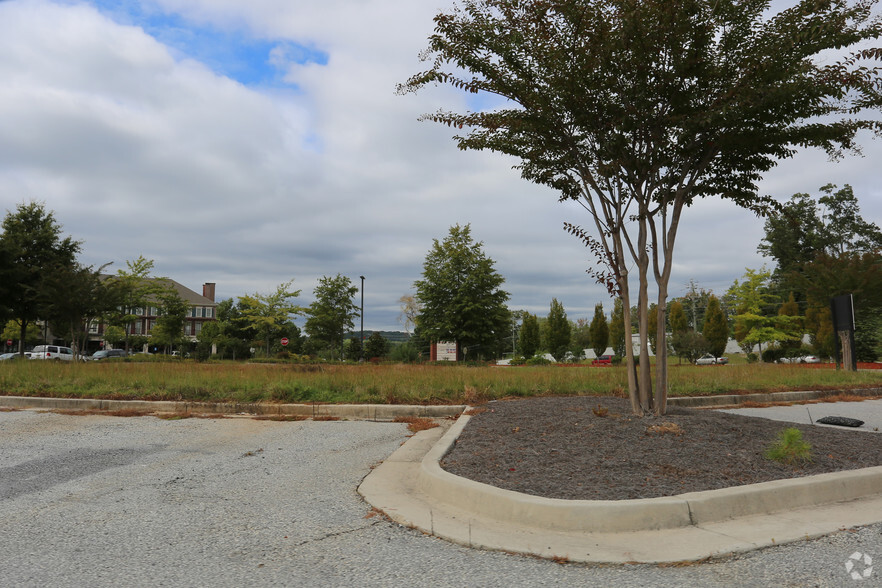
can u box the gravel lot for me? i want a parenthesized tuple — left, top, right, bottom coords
(1, 409, 881, 587)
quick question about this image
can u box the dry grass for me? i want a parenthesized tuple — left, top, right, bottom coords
(592, 404, 609, 417)
(0, 407, 20, 412)
(393, 416, 440, 433)
(464, 407, 487, 416)
(2, 360, 882, 405)
(50, 408, 152, 418)
(646, 422, 684, 436)
(312, 415, 340, 421)
(253, 415, 309, 421)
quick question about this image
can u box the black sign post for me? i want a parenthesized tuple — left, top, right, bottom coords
(830, 294, 857, 371)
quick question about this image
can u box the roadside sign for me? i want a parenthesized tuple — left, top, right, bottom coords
(6, 339, 11, 347)
(281, 337, 289, 346)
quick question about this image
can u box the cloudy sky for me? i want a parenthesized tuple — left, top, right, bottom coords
(1, 0, 880, 331)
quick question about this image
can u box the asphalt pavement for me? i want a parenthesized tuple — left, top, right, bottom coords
(1, 408, 881, 587)
(720, 398, 882, 432)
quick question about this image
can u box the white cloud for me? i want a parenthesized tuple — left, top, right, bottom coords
(1, 0, 880, 331)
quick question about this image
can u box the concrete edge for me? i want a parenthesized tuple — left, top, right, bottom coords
(416, 410, 882, 534)
(0, 395, 465, 420)
(669, 387, 882, 408)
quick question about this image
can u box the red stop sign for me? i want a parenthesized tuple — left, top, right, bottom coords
(5, 339, 11, 347)
(281, 337, 289, 346)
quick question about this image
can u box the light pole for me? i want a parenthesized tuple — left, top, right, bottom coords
(359, 276, 365, 361)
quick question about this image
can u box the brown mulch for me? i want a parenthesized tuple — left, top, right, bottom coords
(441, 396, 882, 501)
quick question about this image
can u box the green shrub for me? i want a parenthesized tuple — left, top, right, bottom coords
(525, 355, 552, 366)
(761, 347, 786, 364)
(764, 428, 812, 465)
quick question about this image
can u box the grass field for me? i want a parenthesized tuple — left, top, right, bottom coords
(2, 359, 882, 405)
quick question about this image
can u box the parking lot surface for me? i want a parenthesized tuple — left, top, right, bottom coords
(1, 409, 880, 587)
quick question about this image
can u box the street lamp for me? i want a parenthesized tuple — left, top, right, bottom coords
(359, 276, 365, 361)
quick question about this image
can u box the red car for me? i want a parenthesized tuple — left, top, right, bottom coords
(592, 355, 612, 365)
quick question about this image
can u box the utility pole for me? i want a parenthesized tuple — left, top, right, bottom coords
(359, 276, 365, 361)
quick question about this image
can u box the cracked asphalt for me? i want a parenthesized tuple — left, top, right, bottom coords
(2, 409, 881, 587)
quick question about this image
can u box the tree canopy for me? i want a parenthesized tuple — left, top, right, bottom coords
(414, 224, 510, 359)
(238, 280, 303, 357)
(403, 0, 882, 414)
(0, 202, 80, 354)
(304, 274, 360, 359)
(544, 298, 571, 361)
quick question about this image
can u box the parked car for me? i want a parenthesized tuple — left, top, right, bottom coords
(88, 349, 128, 361)
(592, 355, 613, 365)
(1, 352, 31, 361)
(29, 345, 74, 361)
(695, 353, 728, 365)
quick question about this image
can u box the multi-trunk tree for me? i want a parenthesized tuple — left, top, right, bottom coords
(402, 0, 882, 415)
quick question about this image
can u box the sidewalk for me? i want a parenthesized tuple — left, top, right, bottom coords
(359, 396, 882, 564)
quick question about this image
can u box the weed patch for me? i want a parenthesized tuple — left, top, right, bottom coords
(764, 428, 812, 465)
(253, 415, 309, 421)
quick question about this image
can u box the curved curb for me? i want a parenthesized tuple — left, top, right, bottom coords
(418, 411, 882, 534)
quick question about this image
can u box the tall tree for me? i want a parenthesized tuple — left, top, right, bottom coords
(0, 202, 80, 354)
(702, 295, 728, 358)
(149, 283, 190, 354)
(304, 274, 360, 359)
(608, 298, 627, 359)
(728, 267, 798, 357)
(403, 0, 882, 415)
(43, 262, 114, 359)
(588, 303, 609, 358)
(818, 184, 882, 256)
(364, 331, 389, 360)
(414, 224, 510, 360)
(759, 185, 882, 297)
(570, 317, 592, 358)
(518, 312, 541, 358)
(398, 295, 422, 335)
(668, 300, 689, 363)
(238, 280, 303, 357)
(543, 298, 571, 361)
(105, 256, 163, 353)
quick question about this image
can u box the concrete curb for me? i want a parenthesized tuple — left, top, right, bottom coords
(359, 393, 882, 563)
(668, 387, 882, 408)
(417, 411, 882, 533)
(0, 395, 465, 420)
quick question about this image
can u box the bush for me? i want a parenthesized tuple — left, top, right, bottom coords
(764, 428, 812, 465)
(761, 347, 786, 364)
(525, 355, 552, 366)
(746, 352, 759, 363)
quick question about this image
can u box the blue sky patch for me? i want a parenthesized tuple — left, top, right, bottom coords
(76, 0, 328, 88)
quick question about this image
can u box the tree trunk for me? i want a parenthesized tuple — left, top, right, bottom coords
(613, 232, 640, 415)
(636, 213, 653, 413)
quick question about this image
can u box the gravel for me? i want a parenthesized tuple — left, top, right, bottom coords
(2, 409, 881, 587)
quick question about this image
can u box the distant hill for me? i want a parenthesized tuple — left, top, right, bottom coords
(345, 330, 411, 343)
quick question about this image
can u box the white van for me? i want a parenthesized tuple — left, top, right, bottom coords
(29, 345, 74, 361)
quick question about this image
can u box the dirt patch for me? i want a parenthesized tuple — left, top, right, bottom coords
(441, 396, 882, 500)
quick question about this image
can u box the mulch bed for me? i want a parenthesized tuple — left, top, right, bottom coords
(441, 396, 882, 500)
